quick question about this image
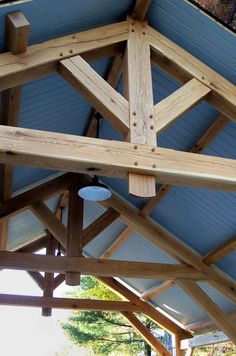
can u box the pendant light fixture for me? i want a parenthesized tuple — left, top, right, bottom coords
(78, 113, 112, 201)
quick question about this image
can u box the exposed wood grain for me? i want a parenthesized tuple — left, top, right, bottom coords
(141, 281, 176, 300)
(97, 276, 191, 338)
(203, 235, 236, 265)
(0, 251, 207, 280)
(42, 236, 56, 316)
(30, 201, 67, 248)
(0, 11, 29, 250)
(66, 176, 84, 286)
(0, 173, 72, 222)
(122, 311, 171, 355)
(0, 294, 141, 312)
(180, 332, 229, 349)
(82, 208, 120, 247)
(27, 271, 44, 290)
(155, 78, 211, 134)
(86, 53, 123, 138)
(5, 11, 29, 54)
(132, 0, 153, 21)
(100, 226, 133, 259)
(185, 311, 236, 333)
(0, 21, 129, 90)
(125, 18, 156, 197)
(1, 126, 236, 192)
(178, 280, 236, 344)
(148, 26, 236, 121)
(101, 194, 236, 304)
(58, 55, 129, 136)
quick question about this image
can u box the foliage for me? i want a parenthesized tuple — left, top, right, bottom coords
(60, 276, 169, 355)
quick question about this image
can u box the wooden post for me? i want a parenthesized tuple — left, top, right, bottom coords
(42, 236, 56, 316)
(124, 17, 156, 197)
(66, 175, 84, 286)
(0, 11, 29, 250)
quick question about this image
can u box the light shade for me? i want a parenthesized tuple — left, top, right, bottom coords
(78, 177, 112, 201)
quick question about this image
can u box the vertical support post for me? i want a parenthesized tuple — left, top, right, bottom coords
(0, 11, 30, 250)
(124, 17, 156, 197)
(42, 235, 56, 316)
(172, 334, 187, 356)
(66, 175, 84, 286)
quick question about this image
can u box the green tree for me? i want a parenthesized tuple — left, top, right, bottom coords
(60, 276, 169, 355)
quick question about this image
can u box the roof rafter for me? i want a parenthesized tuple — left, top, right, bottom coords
(122, 311, 171, 355)
(101, 194, 236, 304)
(203, 235, 236, 265)
(178, 279, 236, 344)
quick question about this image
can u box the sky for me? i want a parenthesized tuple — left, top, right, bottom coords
(0, 269, 91, 356)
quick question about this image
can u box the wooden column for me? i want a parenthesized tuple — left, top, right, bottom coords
(66, 175, 84, 286)
(42, 236, 56, 316)
(124, 17, 156, 197)
(0, 11, 29, 250)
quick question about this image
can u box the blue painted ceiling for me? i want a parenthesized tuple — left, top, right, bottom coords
(1, 0, 235, 329)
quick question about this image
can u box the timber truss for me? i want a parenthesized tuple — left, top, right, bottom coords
(0, 1, 236, 355)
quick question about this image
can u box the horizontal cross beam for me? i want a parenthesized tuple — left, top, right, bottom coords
(0, 21, 128, 91)
(0, 294, 141, 312)
(1, 126, 236, 192)
(0, 251, 206, 280)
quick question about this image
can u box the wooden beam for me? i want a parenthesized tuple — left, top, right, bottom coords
(27, 271, 44, 290)
(0, 294, 142, 312)
(82, 208, 120, 247)
(203, 235, 236, 265)
(86, 53, 123, 138)
(124, 17, 156, 197)
(172, 335, 186, 356)
(178, 280, 236, 344)
(132, 0, 153, 21)
(154, 78, 211, 134)
(66, 176, 84, 286)
(0, 173, 72, 222)
(53, 274, 65, 289)
(97, 276, 191, 339)
(0, 21, 128, 91)
(122, 311, 171, 355)
(1, 126, 236, 192)
(0, 251, 206, 280)
(141, 281, 176, 301)
(42, 236, 56, 316)
(140, 114, 229, 217)
(180, 332, 229, 349)
(0, 11, 29, 251)
(30, 201, 67, 248)
(148, 27, 236, 121)
(101, 194, 236, 304)
(58, 55, 129, 136)
(17, 235, 49, 253)
(100, 226, 133, 259)
(185, 311, 236, 333)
